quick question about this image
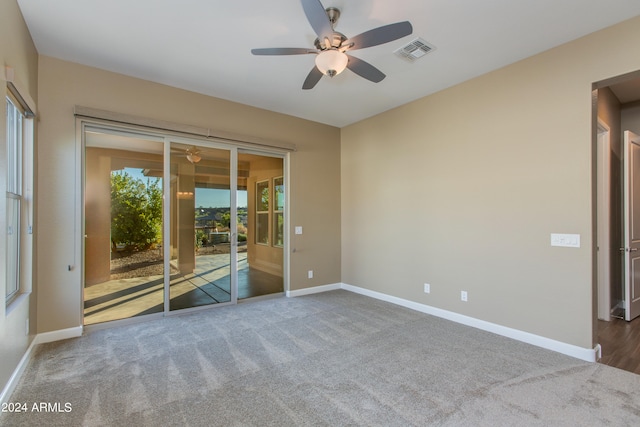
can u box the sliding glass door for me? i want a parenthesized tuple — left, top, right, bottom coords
(237, 151, 284, 299)
(84, 130, 165, 325)
(168, 142, 235, 310)
(83, 126, 286, 325)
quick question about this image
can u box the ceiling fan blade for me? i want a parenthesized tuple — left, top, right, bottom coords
(302, 66, 324, 90)
(301, 0, 333, 41)
(343, 21, 413, 51)
(346, 55, 386, 83)
(251, 48, 316, 55)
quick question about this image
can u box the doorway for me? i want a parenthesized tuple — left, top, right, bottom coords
(82, 125, 287, 326)
(594, 72, 640, 373)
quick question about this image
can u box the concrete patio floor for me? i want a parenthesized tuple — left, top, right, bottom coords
(84, 252, 283, 325)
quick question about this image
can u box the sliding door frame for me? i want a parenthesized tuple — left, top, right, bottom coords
(237, 148, 290, 303)
(79, 118, 290, 327)
(162, 136, 238, 316)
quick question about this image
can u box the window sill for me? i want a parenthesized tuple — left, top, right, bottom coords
(6, 292, 31, 317)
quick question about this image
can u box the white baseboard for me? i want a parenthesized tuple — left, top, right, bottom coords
(286, 283, 341, 297)
(291, 282, 598, 362)
(0, 338, 37, 405)
(34, 326, 83, 345)
(1, 326, 83, 404)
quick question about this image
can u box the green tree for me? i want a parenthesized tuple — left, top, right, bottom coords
(111, 171, 162, 251)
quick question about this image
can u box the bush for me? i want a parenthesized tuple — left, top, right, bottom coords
(111, 171, 162, 251)
(195, 229, 208, 248)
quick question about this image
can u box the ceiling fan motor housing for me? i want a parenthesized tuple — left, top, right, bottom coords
(314, 32, 347, 51)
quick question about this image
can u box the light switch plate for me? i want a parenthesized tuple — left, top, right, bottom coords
(550, 233, 580, 248)
(295, 226, 303, 235)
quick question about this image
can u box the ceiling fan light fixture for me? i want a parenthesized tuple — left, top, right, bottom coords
(315, 49, 348, 77)
(186, 151, 201, 163)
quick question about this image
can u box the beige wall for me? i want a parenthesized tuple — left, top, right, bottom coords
(36, 56, 341, 333)
(621, 103, 640, 134)
(0, 0, 38, 397)
(342, 16, 640, 349)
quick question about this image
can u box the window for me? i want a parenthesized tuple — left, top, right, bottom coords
(6, 96, 23, 303)
(256, 180, 269, 245)
(274, 177, 284, 247)
(5, 86, 34, 306)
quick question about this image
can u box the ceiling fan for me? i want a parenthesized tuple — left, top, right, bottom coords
(251, 0, 413, 89)
(172, 146, 202, 163)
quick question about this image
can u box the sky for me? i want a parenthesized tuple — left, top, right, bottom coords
(119, 168, 247, 208)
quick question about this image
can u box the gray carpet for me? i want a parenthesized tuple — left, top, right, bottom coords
(3, 290, 640, 426)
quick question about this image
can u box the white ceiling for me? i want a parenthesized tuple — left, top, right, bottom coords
(16, 0, 640, 128)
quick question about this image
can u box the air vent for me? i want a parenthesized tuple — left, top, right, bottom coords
(394, 38, 435, 62)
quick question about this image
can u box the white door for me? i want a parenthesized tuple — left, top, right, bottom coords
(623, 131, 640, 321)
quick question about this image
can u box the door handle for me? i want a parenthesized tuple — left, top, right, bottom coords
(631, 248, 638, 252)
(620, 247, 638, 252)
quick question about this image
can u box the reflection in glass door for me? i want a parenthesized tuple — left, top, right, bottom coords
(169, 142, 234, 310)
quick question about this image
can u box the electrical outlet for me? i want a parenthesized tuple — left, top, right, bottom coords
(461, 291, 468, 302)
(424, 283, 430, 294)
(308, 270, 313, 279)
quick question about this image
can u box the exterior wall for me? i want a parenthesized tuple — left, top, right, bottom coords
(341, 15, 640, 349)
(0, 0, 38, 398)
(246, 156, 284, 277)
(36, 56, 341, 333)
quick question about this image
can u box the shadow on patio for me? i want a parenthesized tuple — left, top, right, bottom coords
(84, 252, 283, 325)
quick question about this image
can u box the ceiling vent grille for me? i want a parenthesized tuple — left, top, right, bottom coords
(394, 38, 435, 62)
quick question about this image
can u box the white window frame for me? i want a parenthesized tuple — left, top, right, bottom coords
(273, 176, 284, 248)
(255, 179, 270, 246)
(5, 70, 35, 310)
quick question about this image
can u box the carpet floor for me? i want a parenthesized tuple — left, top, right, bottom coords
(3, 290, 640, 426)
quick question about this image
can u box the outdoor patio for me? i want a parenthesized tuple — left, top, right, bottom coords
(84, 252, 283, 325)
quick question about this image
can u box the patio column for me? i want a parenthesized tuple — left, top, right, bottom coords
(177, 160, 196, 274)
(85, 148, 112, 285)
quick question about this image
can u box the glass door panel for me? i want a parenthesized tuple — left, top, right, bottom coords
(169, 143, 233, 310)
(84, 131, 164, 325)
(237, 152, 284, 299)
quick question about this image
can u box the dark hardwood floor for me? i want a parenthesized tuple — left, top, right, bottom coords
(597, 316, 640, 374)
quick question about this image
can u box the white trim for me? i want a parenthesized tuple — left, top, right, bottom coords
(286, 283, 342, 297)
(0, 338, 37, 405)
(284, 153, 291, 295)
(289, 283, 599, 362)
(1, 327, 83, 403)
(74, 106, 295, 152)
(33, 326, 83, 345)
(3, 66, 37, 115)
(597, 120, 611, 321)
